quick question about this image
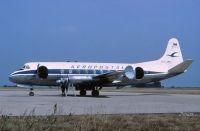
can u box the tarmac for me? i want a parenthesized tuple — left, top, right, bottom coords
(0, 90, 200, 116)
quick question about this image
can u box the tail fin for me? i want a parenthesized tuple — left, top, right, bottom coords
(159, 38, 184, 69)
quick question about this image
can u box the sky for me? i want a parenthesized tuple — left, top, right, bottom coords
(0, 0, 199, 87)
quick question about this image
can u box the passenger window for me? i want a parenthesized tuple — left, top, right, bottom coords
(72, 69, 80, 74)
(65, 69, 69, 74)
(80, 69, 87, 74)
(69, 69, 72, 74)
(88, 70, 94, 74)
(95, 70, 101, 74)
(103, 70, 109, 73)
(60, 69, 65, 74)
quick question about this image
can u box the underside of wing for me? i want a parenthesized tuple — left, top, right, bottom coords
(93, 70, 124, 84)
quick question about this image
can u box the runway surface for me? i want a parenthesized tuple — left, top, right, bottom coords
(0, 90, 200, 116)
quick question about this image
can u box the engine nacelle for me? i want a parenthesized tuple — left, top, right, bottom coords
(124, 66, 135, 79)
(37, 66, 48, 79)
(124, 66, 144, 80)
(135, 67, 144, 79)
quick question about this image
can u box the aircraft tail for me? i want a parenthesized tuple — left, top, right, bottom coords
(159, 38, 184, 69)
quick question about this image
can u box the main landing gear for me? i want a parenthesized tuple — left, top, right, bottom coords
(79, 86, 101, 97)
(80, 89, 87, 96)
(60, 83, 102, 97)
(91, 86, 102, 97)
(79, 88, 99, 97)
(91, 89, 99, 97)
(29, 88, 34, 96)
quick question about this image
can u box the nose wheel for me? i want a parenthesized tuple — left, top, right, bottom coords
(29, 88, 34, 96)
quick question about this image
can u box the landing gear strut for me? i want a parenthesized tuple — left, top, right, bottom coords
(29, 88, 34, 96)
(92, 89, 99, 97)
(91, 86, 101, 97)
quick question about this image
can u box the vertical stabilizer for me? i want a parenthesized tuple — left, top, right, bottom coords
(159, 38, 183, 69)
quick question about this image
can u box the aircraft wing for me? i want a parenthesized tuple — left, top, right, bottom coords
(93, 70, 124, 83)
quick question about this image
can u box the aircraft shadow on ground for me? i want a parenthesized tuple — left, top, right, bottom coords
(38, 93, 170, 98)
(33, 94, 110, 98)
(67, 94, 110, 98)
(107, 93, 171, 97)
(4, 93, 170, 98)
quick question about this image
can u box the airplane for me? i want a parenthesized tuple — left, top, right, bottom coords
(9, 38, 193, 97)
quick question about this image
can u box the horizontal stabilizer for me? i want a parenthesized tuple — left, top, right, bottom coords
(168, 59, 193, 74)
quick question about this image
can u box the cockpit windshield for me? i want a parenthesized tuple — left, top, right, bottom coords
(18, 65, 30, 70)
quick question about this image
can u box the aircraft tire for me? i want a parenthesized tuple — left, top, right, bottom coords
(92, 90, 99, 97)
(80, 90, 86, 96)
(29, 92, 34, 96)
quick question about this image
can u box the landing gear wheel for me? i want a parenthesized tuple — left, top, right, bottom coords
(29, 88, 34, 96)
(92, 90, 99, 97)
(29, 91, 34, 96)
(80, 90, 86, 96)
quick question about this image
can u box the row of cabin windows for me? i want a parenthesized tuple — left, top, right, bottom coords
(59, 69, 114, 74)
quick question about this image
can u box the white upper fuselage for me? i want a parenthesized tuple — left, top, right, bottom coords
(19, 60, 169, 73)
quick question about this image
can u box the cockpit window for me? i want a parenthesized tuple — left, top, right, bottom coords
(18, 65, 30, 70)
(25, 65, 30, 69)
(18, 66, 25, 70)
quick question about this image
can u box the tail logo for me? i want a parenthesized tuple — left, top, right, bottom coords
(167, 52, 178, 57)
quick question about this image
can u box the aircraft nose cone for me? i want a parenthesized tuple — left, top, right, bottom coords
(9, 72, 17, 83)
(9, 74, 14, 82)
